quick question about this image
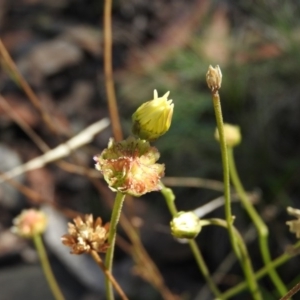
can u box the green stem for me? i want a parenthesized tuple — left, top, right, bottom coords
(212, 92, 240, 260)
(160, 185, 177, 216)
(105, 192, 126, 300)
(32, 234, 65, 300)
(160, 183, 223, 299)
(222, 241, 300, 299)
(228, 147, 287, 296)
(212, 91, 262, 299)
(200, 218, 261, 300)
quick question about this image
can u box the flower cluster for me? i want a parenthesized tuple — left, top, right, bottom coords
(11, 209, 47, 238)
(61, 214, 110, 254)
(94, 136, 164, 197)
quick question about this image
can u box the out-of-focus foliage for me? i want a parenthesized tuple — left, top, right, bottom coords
(119, 0, 300, 210)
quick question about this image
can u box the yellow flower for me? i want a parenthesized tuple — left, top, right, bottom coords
(215, 123, 241, 147)
(170, 211, 202, 239)
(61, 214, 109, 255)
(132, 90, 174, 141)
(11, 209, 47, 238)
(94, 136, 164, 197)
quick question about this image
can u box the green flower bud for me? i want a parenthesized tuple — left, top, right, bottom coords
(11, 209, 47, 238)
(170, 211, 201, 239)
(206, 65, 222, 92)
(94, 136, 164, 197)
(132, 90, 174, 141)
(215, 123, 241, 147)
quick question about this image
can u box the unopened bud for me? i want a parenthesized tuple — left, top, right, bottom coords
(206, 65, 222, 92)
(132, 90, 174, 141)
(170, 211, 201, 239)
(215, 123, 241, 147)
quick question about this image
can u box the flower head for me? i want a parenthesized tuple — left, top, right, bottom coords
(170, 211, 202, 239)
(11, 209, 47, 238)
(215, 123, 242, 147)
(94, 136, 164, 197)
(61, 214, 109, 254)
(132, 90, 174, 141)
(286, 207, 300, 238)
(206, 65, 222, 92)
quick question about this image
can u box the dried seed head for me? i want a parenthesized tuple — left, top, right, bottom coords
(215, 123, 242, 147)
(170, 211, 202, 239)
(61, 214, 109, 255)
(11, 209, 47, 238)
(94, 136, 165, 197)
(206, 65, 222, 92)
(132, 90, 174, 141)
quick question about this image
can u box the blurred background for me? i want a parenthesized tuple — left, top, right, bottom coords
(1, 0, 300, 299)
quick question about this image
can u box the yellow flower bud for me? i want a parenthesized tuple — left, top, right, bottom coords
(11, 209, 47, 238)
(215, 123, 241, 147)
(206, 65, 222, 92)
(132, 90, 174, 141)
(170, 211, 201, 239)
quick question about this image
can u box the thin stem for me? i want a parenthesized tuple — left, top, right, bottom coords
(212, 91, 240, 260)
(222, 241, 300, 299)
(118, 215, 178, 300)
(160, 185, 177, 216)
(160, 183, 222, 299)
(228, 147, 287, 296)
(212, 92, 262, 299)
(105, 192, 126, 300)
(161, 176, 224, 192)
(0, 94, 50, 153)
(200, 218, 262, 300)
(32, 234, 65, 300)
(280, 281, 300, 300)
(0, 39, 57, 134)
(187, 239, 223, 297)
(90, 250, 128, 300)
(91, 179, 177, 300)
(103, 0, 123, 142)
